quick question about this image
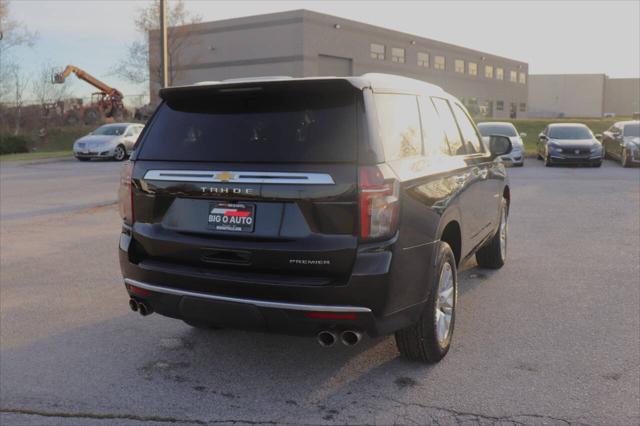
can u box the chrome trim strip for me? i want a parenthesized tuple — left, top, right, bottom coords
(143, 170, 335, 185)
(124, 278, 371, 313)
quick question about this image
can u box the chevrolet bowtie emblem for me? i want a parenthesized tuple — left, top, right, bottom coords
(215, 171, 236, 182)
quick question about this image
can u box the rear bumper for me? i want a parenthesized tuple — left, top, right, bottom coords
(125, 278, 380, 336)
(119, 229, 436, 337)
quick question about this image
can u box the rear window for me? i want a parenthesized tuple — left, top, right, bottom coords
(137, 84, 359, 163)
(477, 124, 517, 137)
(624, 123, 639, 137)
(374, 94, 422, 160)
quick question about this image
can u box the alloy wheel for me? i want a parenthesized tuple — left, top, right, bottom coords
(114, 146, 125, 161)
(499, 201, 508, 261)
(435, 262, 454, 346)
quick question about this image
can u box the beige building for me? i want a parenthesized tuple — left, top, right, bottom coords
(149, 9, 529, 118)
(528, 74, 640, 118)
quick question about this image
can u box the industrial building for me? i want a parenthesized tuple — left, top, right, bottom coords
(528, 74, 640, 118)
(149, 9, 528, 118)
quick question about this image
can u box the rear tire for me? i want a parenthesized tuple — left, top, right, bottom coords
(622, 149, 630, 168)
(544, 154, 553, 167)
(76, 157, 90, 162)
(113, 145, 126, 161)
(476, 198, 508, 269)
(395, 242, 457, 364)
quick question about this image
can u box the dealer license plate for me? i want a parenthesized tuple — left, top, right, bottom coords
(208, 202, 255, 233)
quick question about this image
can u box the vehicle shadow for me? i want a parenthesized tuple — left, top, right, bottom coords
(1, 264, 497, 423)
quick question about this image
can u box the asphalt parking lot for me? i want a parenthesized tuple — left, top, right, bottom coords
(1, 158, 638, 425)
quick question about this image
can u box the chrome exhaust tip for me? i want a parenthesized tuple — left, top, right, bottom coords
(128, 298, 139, 312)
(317, 331, 337, 347)
(138, 301, 153, 316)
(340, 330, 362, 346)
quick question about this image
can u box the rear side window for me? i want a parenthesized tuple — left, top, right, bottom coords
(431, 97, 465, 155)
(452, 103, 484, 154)
(418, 97, 450, 156)
(374, 94, 422, 160)
(137, 85, 358, 163)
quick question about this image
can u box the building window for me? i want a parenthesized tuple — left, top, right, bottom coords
(417, 52, 429, 67)
(434, 55, 445, 70)
(496, 100, 504, 111)
(496, 67, 504, 80)
(509, 70, 517, 82)
(519, 72, 526, 84)
(391, 47, 405, 63)
(519, 102, 527, 112)
(485, 65, 493, 79)
(370, 43, 385, 60)
(455, 59, 465, 73)
(468, 62, 478, 76)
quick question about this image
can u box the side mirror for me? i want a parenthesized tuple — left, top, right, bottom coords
(489, 134, 512, 159)
(519, 132, 527, 138)
(539, 134, 548, 143)
(595, 133, 603, 141)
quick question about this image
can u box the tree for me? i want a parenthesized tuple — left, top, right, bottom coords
(113, 0, 202, 89)
(31, 62, 71, 129)
(0, 0, 37, 134)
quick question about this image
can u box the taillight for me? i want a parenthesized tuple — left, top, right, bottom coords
(118, 161, 134, 225)
(358, 165, 399, 241)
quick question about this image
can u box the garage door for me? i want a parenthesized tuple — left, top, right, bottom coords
(317, 55, 353, 76)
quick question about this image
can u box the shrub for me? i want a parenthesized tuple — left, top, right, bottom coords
(0, 135, 30, 155)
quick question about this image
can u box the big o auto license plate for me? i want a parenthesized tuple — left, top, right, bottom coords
(208, 202, 255, 233)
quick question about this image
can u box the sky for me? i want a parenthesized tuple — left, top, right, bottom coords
(7, 0, 640, 101)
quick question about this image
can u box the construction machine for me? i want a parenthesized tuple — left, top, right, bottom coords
(52, 65, 128, 125)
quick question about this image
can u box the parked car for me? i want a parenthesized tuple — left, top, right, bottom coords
(477, 122, 526, 166)
(118, 73, 512, 364)
(537, 123, 603, 167)
(602, 120, 640, 167)
(73, 123, 144, 161)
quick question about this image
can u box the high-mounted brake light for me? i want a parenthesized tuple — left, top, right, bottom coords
(358, 166, 399, 241)
(118, 161, 135, 225)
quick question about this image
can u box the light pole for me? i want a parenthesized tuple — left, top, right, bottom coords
(159, 0, 169, 88)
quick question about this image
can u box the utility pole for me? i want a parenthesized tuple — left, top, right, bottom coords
(159, 0, 169, 88)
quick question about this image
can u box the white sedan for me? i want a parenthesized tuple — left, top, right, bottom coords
(477, 122, 526, 166)
(73, 123, 144, 161)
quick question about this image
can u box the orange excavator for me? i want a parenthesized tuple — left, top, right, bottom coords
(52, 65, 128, 125)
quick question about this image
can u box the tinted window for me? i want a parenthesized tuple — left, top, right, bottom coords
(375, 94, 422, 160)
(548, 126, 593, 140)
(419, 97, 450, 156)
(623, 123, 640, 137)
(138, 86, 358, 163)
(477, 123, 517, 137)
(452, 104, 483, 153)
(431, 98, 465, 155)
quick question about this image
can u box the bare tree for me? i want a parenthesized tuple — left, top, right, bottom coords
(113, 0, 202, 88)
(0, 0, 37, 134)
(6, 63, 30, 135)
(31, 62, 71, 129)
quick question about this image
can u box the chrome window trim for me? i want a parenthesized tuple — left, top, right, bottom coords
(124, 279, 371, 313)
(143, 170, 335, 185)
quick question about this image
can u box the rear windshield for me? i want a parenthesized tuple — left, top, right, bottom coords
(624, 123, 639, 137)
(548, 126, 592, 140)
(477, 124, 517, 137)
(137, 84, 359, 163)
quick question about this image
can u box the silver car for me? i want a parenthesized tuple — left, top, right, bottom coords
(477, 122, 526, 166)
(73, 123, 144, 161)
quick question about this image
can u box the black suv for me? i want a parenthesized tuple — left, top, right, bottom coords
(119, 74, 512, 363)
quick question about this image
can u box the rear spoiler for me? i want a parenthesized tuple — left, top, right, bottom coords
(159, 78, 367, 102)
